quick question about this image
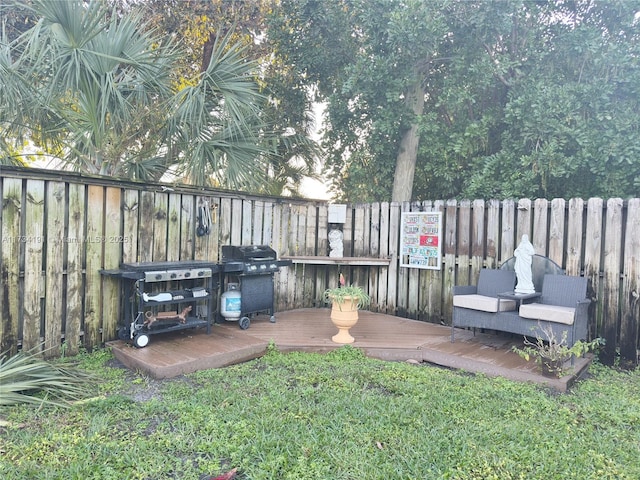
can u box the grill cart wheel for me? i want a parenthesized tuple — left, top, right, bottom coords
(239, 316, 251, 330)
(133, 333, 150, 348)
(270, 315, 276, 323)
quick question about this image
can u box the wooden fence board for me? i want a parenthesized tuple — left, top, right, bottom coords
(406, 203, 421, 318)
(316, 204, 328, 307)
(516, 198, 532, 243)
(101, 187, 122, 342)
(122, 189, 139, 264)
(532, 199, 549, 255)
(286, 204, 302, 305)
(353, 204, 366, 255)
(620, 198, 640, 365)
(287, 204, 310, 303)
(500, 199, 515, 263)
(43, 181, 66, 357)
(166, 193, 181, 262)
(272, 202, 287, 310)
(343, 206, 353, 257)
(242, 199, 253, 245)
(470, 199, 485, 280)
(84, 185, 104, 351)
(368, 203, 381, 310)
(138, 191, 154, 263)
(263, 201, 274, 246)
(271, 201, 288, 310)
(295, 204, 307, 303)
(22, 180, 45, 352)
(207, 197, 222, 261)
(387, 203, 401, 314)
(377, 202, 390, 313)
(443, 200, 458, 322)
(64, 183, 85, 355)
(397, 202, 411, 317)
(218, 197, 232, 249)
(230, 198, 242, 246)
(354, 204, 371, 301)
(180, 195, 195, 260)
(277, 203, 293, 309)
(153, 193, 168, 261)
(457, 200, 471, 287)
(431, 201, 445, 322)
(253, 200, 264, 246)
(208, 198, 221, 261)
(548, 198, 566, 266)
(584, 198, 604, 338)
(486, 199, 500, 268)
(566, 198, 584, 276)
(295, 204, 306, 256)
(601, 198, 624, 364)
(302, 204, 317, 305)
(1, 178, 22, 355)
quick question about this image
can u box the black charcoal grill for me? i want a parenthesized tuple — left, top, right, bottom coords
(220, 245, 291, 329)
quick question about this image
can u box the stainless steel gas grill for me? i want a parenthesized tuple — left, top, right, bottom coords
(101, 260, 220, 348)
(219, 245, 292, 329)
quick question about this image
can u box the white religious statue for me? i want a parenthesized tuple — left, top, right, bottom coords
(328, 228, 344, 258)
(514, 234, 536, 294)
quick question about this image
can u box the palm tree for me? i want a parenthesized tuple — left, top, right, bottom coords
(0, 0, 273, 190)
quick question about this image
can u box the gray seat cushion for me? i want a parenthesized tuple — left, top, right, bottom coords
(453, 294, 516, 313)
(519, 303, 575, 325)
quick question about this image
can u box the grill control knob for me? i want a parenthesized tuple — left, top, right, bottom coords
(249, 265, 257, 271)
(170, 273, 177, 279)
(270, 264, 277, 270)
(260, 264, 267, 270)
(155, 274, 163, 281)
(184, 272, 191, 277)
(197, 270, 205, 276)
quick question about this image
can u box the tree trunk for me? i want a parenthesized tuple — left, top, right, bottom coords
(391, 79, 425, 202)
(201, 32, 214, 73)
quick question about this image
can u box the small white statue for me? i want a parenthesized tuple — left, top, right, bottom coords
(514, 234, 535, 294)
(328, 228, 344, 258)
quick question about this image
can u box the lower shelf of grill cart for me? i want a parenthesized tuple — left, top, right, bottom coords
(143, 317, 209, 334)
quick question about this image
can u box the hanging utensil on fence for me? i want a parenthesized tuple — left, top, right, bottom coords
(197, 201, 212, 236)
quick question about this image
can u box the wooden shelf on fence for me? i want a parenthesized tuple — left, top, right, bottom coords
(282, 256, 392, 266)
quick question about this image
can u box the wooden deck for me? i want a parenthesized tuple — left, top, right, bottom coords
(107, 309, 593, 392)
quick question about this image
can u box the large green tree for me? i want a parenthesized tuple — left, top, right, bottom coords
(0, 0, 273, 190)
(269, 0, 640, 201)
(457, 0, 640, 200)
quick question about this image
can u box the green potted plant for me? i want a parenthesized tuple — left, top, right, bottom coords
(511, 324, 604, 377)
(323, 273, 371, 344)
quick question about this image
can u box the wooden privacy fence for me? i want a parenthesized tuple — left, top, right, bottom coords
(1, 166, 639, 365)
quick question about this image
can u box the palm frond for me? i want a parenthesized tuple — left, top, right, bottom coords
(0, 348, 95, 407)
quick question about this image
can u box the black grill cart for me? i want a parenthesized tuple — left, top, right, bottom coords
(101, 260, 220, 348)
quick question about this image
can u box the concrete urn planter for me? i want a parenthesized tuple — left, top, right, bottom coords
(330, 296, 360, 344)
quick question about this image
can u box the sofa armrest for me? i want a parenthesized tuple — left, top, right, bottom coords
(573, 299, 591, 340)
(453, 285, 477, 295)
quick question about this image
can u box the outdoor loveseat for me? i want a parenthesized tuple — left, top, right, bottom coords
(451, 266, 591, 347)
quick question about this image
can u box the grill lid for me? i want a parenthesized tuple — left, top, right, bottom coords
(222, 245, 277, 262)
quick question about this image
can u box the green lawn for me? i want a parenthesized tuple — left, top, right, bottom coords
(1, 345, 639, 479)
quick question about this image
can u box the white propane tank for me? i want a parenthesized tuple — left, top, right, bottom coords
(221, 283, 242, 320)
